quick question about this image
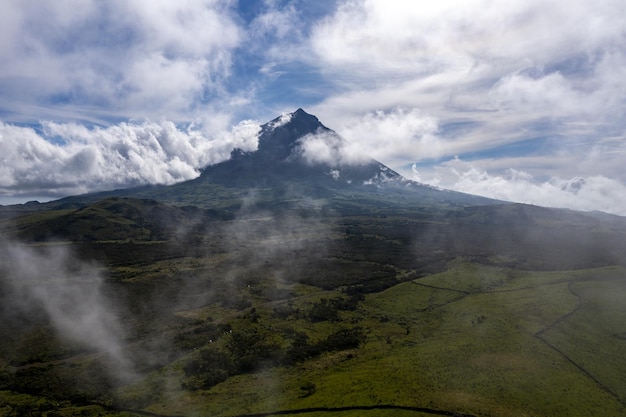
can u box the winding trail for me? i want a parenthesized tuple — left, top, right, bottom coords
(411, 271, 625, 407)
(533, 282, 624, 406)
(105, 404, 478, 417)
(224, 404, 478, 417)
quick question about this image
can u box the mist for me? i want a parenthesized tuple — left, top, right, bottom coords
(162, 191, 337, 315)
(2, 175, 626, 415)
(0, 239, 133, 382)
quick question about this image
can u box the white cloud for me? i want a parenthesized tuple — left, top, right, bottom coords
(0, 0, 241, 122)
(0, 118, 260, 201)
(334, 107, 442, 167)
(267, 112, 294, 130)
(307, 0, 626, 214)
(250, 1, 300, 41)
(312, 0, 626, 78)
(294, 129, 370, 167)
(412, 162, 626, 216)
(488, 71, 580, 113)
(310, 0, 626, 148)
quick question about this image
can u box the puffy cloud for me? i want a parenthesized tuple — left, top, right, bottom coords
(0, 119, 260, 201)
(488, 71, 580, 113)
(294, 129, 369, 166)
(310, 0, 626, 156)
(0, 0, 241, 122)
(333, 107, 442, 167)
(307, 0, 626, 215)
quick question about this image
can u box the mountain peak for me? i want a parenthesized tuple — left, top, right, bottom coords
(291, 107, 316, 121)
(264, 108, 325, 134)
(195, 108, 415, 190)
(257, 108, 328, 160)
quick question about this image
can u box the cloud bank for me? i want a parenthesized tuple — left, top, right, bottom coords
(312, 0, 626, 143)
(0, 119, 260, 203)
(412, 162, 626, 216)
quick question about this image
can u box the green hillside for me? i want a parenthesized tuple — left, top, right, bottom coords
(1, 109, 625, 416)
(1, 194, 626, 417)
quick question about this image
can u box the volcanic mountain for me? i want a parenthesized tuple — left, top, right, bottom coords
(3, 108, 493, 214)
(196, 108, 406, 188)
(7, 107, 625, 269)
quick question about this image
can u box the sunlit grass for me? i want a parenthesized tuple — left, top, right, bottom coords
(128, 263, 626, 417)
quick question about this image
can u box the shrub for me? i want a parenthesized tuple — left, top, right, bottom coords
(182, 346, 234, 390)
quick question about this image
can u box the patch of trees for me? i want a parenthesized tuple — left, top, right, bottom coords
(271, 303, 298, 320)
(181, 326, 366, 391)
(285, 327, 365, 364)
(227, 327, 283, 373)
(181, 347, 234, 391)
(174, 322, 223, 351)
(2, 360, 114, 404)
(308, 294, 362, 322)
(297, 260, 397, 290)
(271, 294, 364, 323)
(182, 326, 283, 390)
(343, 275, 401, 294)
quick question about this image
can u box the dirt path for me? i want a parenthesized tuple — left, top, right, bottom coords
(225, 404, 478, 417)
(533, 281, 624, 406)
(105, 404, 478, 417)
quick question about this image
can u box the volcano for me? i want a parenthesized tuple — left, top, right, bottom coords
(10, 108, 491, 213)
(144, 107, 495, 212)
(196, 108, 410, 188)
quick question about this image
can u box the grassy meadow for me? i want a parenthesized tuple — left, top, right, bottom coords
(2, 197, 626, 417)
(109, 263, 626, 417)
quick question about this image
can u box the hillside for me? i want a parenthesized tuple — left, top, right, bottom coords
(1, 109, 626, 417)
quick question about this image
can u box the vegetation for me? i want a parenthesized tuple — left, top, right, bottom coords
(1, 193, 626, 417)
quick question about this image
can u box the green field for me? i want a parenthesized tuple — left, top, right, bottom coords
(125, 263, 624, 417)
(2, 196, 626, 417)
(4, 262, 618, 417)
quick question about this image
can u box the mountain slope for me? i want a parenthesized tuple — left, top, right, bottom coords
(1, 109, 495, 215)
(3, 197, 224, 243)
(196, 108, 404, 188)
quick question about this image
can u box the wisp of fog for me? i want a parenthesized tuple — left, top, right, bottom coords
(0, 239, 134, 382)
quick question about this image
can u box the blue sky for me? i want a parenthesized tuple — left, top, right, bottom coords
(1, 0, 626, 215)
